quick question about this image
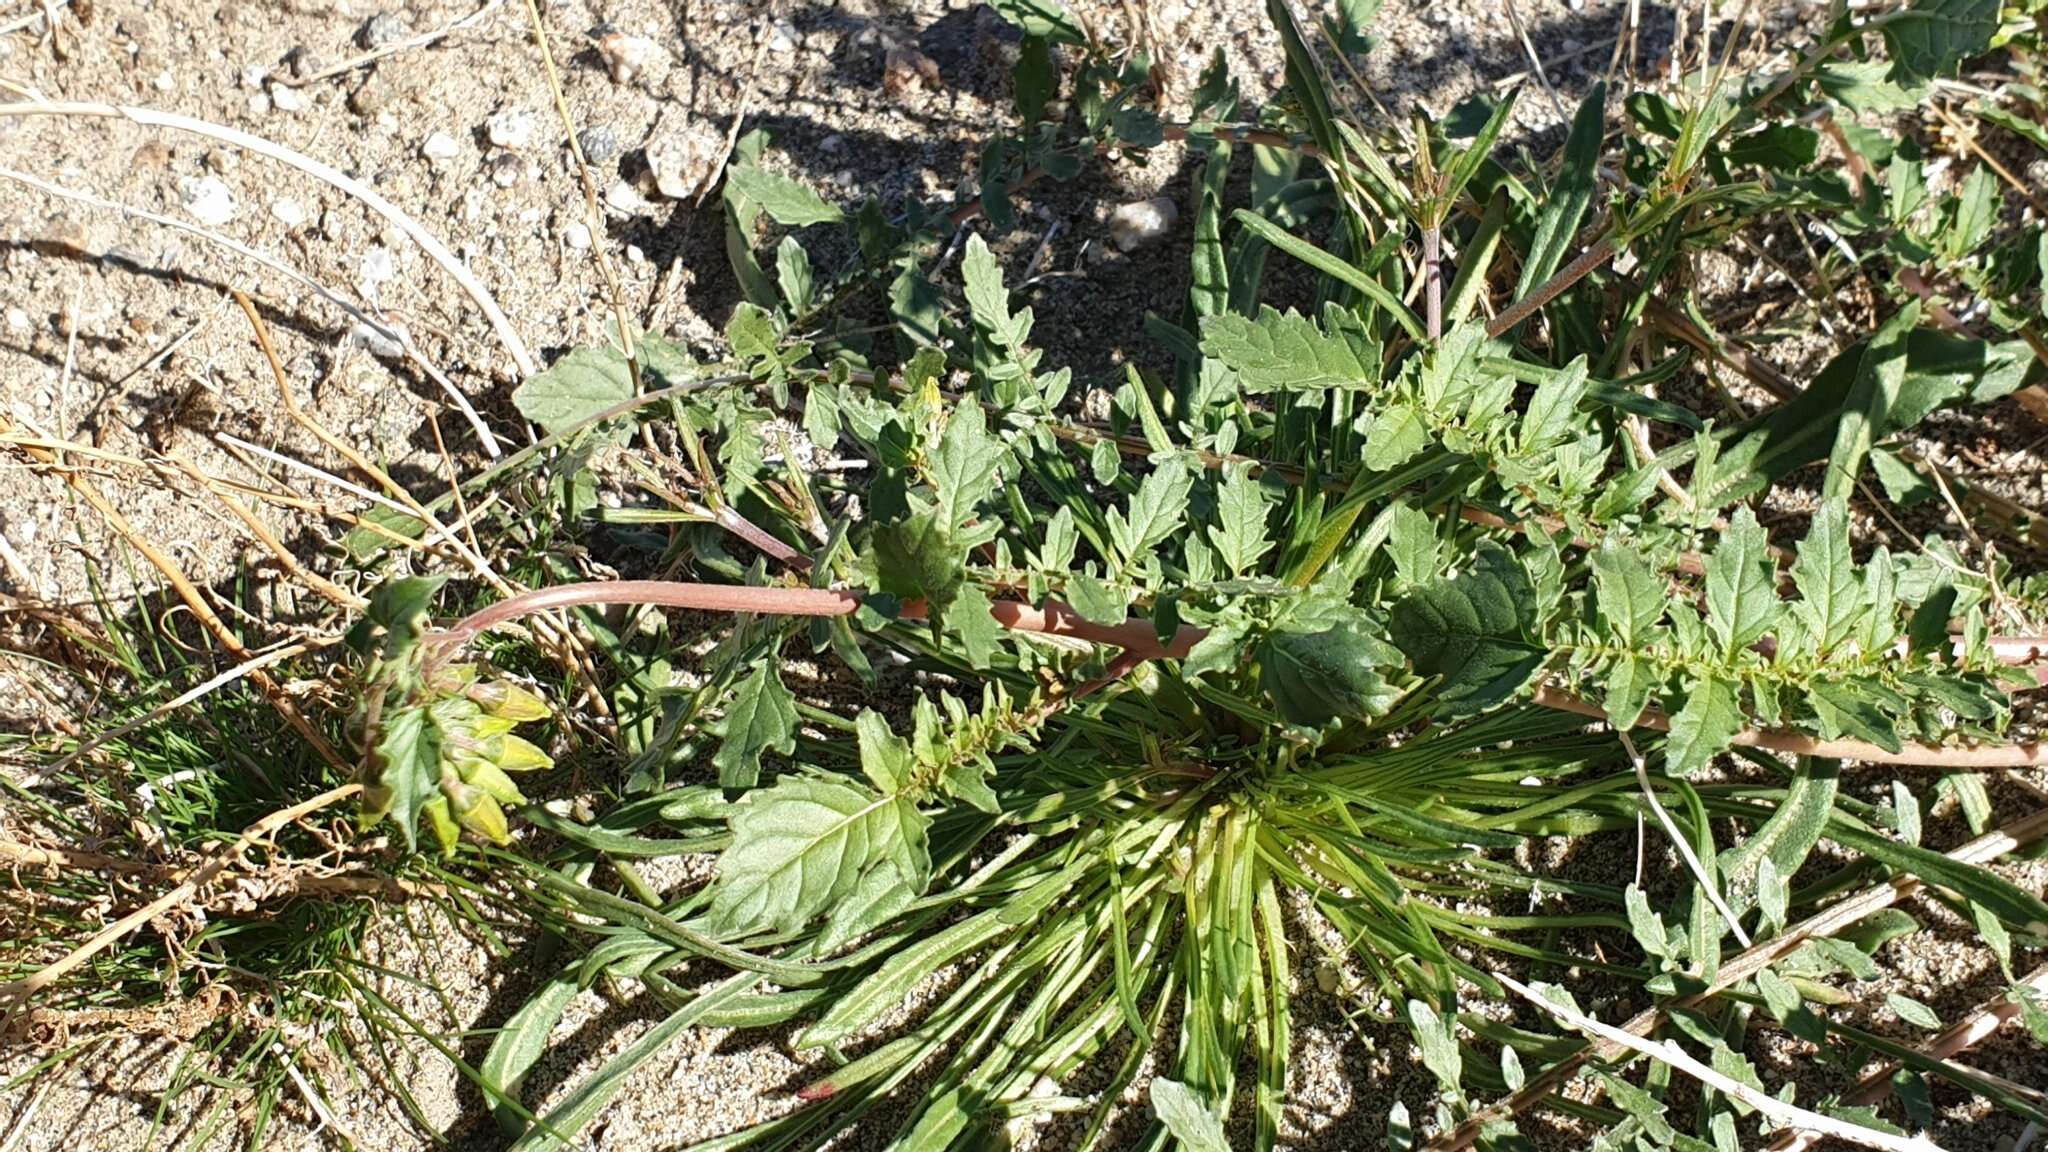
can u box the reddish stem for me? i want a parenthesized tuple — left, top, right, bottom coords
(433, 579, 2048, 768)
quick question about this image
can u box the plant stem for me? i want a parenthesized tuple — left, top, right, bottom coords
(1423, 223, 1443, 341)
(1486, 233, 1617, 339)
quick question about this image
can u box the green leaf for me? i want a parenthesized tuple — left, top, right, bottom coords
(1817, 60, 1922, 113)
(1259, 607, 1402, 726)
(1829, 820, 2048, 935)
(1014, 33, 1056, 119)
(890, 263, 944, 347)
(962, 235, 1030, 350)
(363, 704, 441, 852)
(1150, 1079, 1231, 1152)
(1406, 1000, 1462, 1093)
(1510, 83, 1605, 322)
(1625, 884, 1671, 958)
(1881, 0, 1999, 84)
(931, 403, 1003, 534)
(725, 302, 783, 373)
(1808, 677, 1902, 752)
(870, 508, 966, 614)
(1722, 759, 1837, 913)
(709, 775, 930, 938)
(1199, 306, 1373, 392)
(1519, 355, 1590, 452)
(1664, 674, 1741, 777)
(481, 973, 579, 1135)
(1824, 303, 1919, 503)
(775, 235, 814, 315)
(1791, 503, 1863, 653)
(1590, 540, 1665, 646)
(512, 346, 635, 435)
(1229, 210, 1425, 340)
(713, 660, 798, 788)
(1210, 462, 1274, 577)
(725, 164, 843, 226)
(1389, 541, 1545, 716)
(941, 583, 1005, 670)
(1705, 507, 1776, 658)
(1109, 459, 1193, 569)
(1065, 571, 1128, 627)
(1383, 502, 1438, 590)
(1364, 403, 1430, 471)
(1887, 993, 1943, 1030)
(987, 0, 1084, 41)
(1605, 655, 1654, 729)
(855, 710, 913, 793)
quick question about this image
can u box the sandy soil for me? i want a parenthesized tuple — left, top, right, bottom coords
(2, 0, 2045, 1149)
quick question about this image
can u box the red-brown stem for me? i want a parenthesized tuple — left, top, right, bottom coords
(1765, 961, 2048, 1152)
(433, 580, 1202, 664)
(1423, 224, 1443, 342)
(1531, 686, 2048, 769)
(433, 580, 2048, 768)
(1486, 234, 1618, 339)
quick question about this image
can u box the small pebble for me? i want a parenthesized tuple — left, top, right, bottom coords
(239, 64, 268, 90)
(348, 75, 393, 116)
(153, 70, 174, 92)
(883, 42, 940, 96)
(359, 245, 397, 287)
(490, 152, 528, 188)
(577, 125, 620, 166)
(356, 12, 409, 50)
(564, 221, 592, 250)
(766, 21, 797, 55)
(625, 243, 647, 264)
(5, 308, 30, 333)
(819, 133, 844, 152)
(643, 122, 722, 200)
(284, 45, 321, 80)
(421, 131, 462, 162)
(246, 92, 272, 117)
(605, 179, 651, 216)
(1107, 196, 1177, 252)
(270, 198, 308, 228)
(180, 176, 237, 226)
(270, 83, 305, 112)
(348, 319, 406, 359)
(487, 107, 535, 151)
(594, 31, 659, 84)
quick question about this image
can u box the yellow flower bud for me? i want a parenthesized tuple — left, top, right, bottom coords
(459, 759, 527, 807)
(423, 795, 462, 856)
(492, 733, 554, 773)
(467, 679, 552, 722)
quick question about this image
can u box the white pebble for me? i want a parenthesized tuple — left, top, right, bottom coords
(486, 107, 535, 151)
(766, 21, 798, 54)
(270, 83, 305, 113)
(421, 131, 461, 162)
(595, 31, 659, 85)
(153, 70, 174, 92)
(359, 245, 397, 287)
(643, 122, 722, 200)
(605, 179, 652, 216)
(239, 65, 269, 90)
(1107, 196, 1178, 252)
(564, 221, 592, 250)
(269, 197, 308, 227)
(5, 308, 29, 333)
(246, 92, 272, 117)
(180, 176, 237, 227)
(348, 319, 406, 359)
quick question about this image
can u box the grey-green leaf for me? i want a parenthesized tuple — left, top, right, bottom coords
(1200, 306, 1372, 391)
(709, 775, 931, 938)
(1664, 674, 1742, 777)
(512, 346, 635, 435)
(725, 164, 844, 226)
(1705, 507, 1776, 658)
(1389, 541, 1544, 716)
(1150, 1079, 1231, 1152)
(1590, 540, 1665, 646)
(713, 660, 798, 788)
(1210, 462, 1274, 577)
